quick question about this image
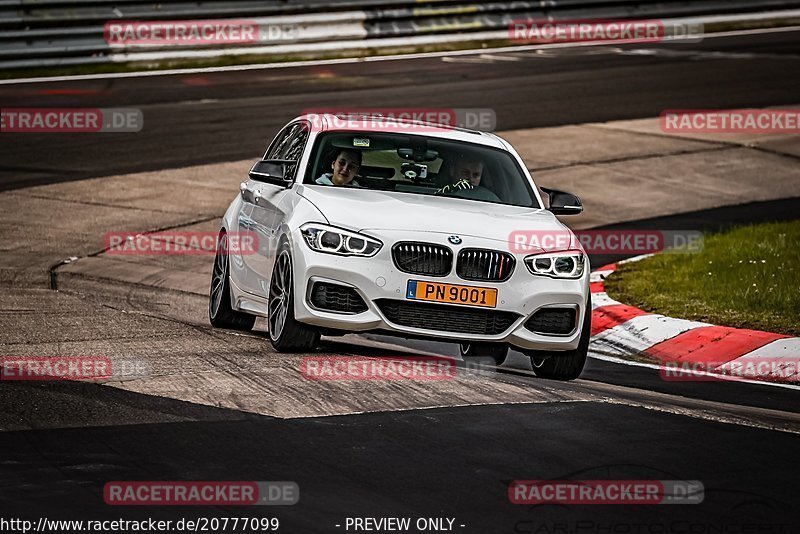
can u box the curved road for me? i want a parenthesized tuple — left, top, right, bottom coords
(2, 29, 800, 189)
(1, 28, 799, 533)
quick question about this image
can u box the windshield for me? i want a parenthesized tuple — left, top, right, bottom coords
(303, 132, 540, 208)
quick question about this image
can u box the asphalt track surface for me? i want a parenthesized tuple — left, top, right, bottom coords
(1, 29, 800, 533)
(3, 397, 798, 530)
(2, 29, 800, 190)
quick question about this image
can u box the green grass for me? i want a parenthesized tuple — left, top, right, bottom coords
(604, 220, 800, 336)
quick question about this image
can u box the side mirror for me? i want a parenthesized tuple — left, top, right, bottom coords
(248, 159, 295, 186)
(540, 187, 583, 215)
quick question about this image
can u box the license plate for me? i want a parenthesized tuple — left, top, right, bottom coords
(406, 280, 497, 308)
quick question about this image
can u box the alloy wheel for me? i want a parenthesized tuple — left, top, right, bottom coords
(209, 233, 228, 320)
(269, 250, 291, 341)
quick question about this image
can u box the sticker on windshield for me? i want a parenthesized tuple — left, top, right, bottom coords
(353, 138, 370, 147)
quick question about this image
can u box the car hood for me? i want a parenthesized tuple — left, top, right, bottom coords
(297, 185, 576, 251)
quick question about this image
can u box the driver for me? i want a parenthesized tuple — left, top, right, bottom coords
(437, 154, 500, 201)
(316, 149, 362, 186)
(453, 156, 484, 187)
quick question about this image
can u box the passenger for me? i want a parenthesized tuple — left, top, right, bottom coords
(316, 149, 362, 187)
(437, 154, 501, 201)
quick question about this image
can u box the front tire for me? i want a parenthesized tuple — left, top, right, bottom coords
(268, 246, 320, 352)
(209, 232, 256, 331)
(460, 342, 508, 366)
(527, 295, 591, 380)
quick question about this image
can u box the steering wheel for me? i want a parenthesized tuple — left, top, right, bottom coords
(434, 178, 474, 196)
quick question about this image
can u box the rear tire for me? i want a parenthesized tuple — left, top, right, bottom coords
(460, 342, 508, 366)
(527, 295, 591, 380)
(209, 232, 257, 331)
(268, 245, 320, 352)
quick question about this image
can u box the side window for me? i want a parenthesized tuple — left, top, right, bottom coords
(283, 127, 307, 161)
(281, 124, 309, 180)
(264, 125, 294, 160)
(263, 122, 310, 182)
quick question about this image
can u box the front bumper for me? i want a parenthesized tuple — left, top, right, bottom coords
(291, 229, 590, 351)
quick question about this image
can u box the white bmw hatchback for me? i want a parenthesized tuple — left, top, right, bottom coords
(209, 114, 591, 379)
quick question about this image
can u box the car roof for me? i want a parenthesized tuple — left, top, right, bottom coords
(293, 113, 509, 149)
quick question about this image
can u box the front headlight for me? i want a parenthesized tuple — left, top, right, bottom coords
(300, 223, 382, 257)
(524, 251, 585, 279)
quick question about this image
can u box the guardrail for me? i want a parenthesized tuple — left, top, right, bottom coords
(2, 0, 799, 69)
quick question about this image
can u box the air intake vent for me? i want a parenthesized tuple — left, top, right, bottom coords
(309, 282, 368, 314)
(457, 248, 515, 282)
(392, 242, 453, 277)
(525, 307, 577, 335)
(376, 299, 519, 335)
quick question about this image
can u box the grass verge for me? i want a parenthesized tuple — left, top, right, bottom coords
(603, 220, 800, 336)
